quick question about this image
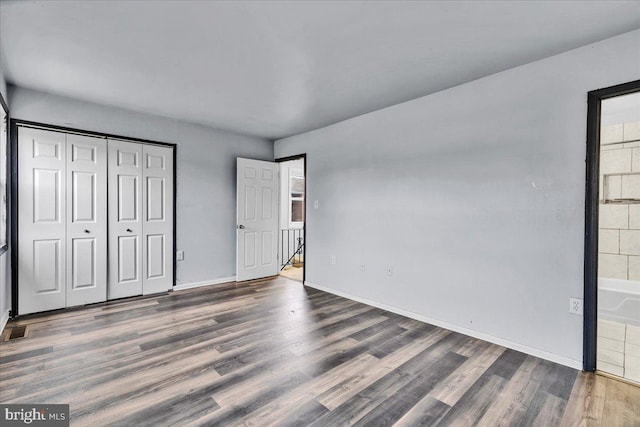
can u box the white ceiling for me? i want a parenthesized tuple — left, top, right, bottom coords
(1, 1, 639, 139)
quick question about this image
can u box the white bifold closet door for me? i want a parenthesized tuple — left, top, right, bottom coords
(18, 128, 107, 315)
(66, 134, 108, 306)
(141, 144, 174, 295)
(108, 140, 143, 299)
(108, 140, 173, 299)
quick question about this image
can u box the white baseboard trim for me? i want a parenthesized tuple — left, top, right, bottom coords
(173, 276, 237, 291)
(0, 308, 10, 334)
(304, 281, 583, 370)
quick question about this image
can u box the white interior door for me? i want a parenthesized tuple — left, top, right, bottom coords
(66, 134, 107, 306)
(142, 144, 174, 295)
(236, 158, 279, 281)
(108, 140, 143, 299)
(18, 127, 67, 314)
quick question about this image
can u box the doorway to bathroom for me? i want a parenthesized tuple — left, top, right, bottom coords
(585, 80, 640, 384)
(277, 155, 306, 283)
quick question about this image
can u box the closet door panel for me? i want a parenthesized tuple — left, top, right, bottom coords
(108, 140, 144, 299)
(18, 128, 67, 314)
(118, 235, 139, 282)
(66, 134, 107, 306)
(71, 237, 96, 288)
(142, 144, 174, 295)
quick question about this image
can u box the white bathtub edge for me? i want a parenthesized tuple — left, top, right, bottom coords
(598, 277, 640, 295)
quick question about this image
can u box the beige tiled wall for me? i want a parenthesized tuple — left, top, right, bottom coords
(598, 319, 640, 383)
(602, 122, 640, 145)
(599, 120, 640, 280)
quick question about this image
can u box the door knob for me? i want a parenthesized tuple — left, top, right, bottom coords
(84, 229, 90, 234)
(126, 228, 132, 232)
(237, 225, 245, 229)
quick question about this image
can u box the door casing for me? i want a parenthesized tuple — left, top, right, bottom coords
(584, 79, 640, 371)
(275, 154, 307, 284)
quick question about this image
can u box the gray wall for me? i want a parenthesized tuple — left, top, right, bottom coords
(9, 86, 273, 288)
(275, 29, 640, 368)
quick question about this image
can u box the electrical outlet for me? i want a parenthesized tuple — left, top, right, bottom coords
(176, 251, 184, 261)
(314, 200, 319, 209)
(331, 255, 336, 265)
(387, 266, 393, 276)
(569, 298, 583, 315)
(359, 264, 366, 272)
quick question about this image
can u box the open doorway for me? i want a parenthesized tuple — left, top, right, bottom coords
(277, 155, 305, 283)
(585, 80, 640, 384)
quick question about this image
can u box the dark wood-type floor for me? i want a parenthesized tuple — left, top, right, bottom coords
(1, 277, 639, 426)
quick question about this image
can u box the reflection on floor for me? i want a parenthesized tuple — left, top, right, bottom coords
(1, 277, 639, 426)
(280, 265, 303, 282)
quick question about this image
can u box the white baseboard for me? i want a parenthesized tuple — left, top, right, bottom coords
(0, 308, 10, 334)
(173, 276, 237, 291)
(304, 281, 583, 370)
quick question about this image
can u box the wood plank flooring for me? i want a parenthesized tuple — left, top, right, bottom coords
(1, 277, 638, 426)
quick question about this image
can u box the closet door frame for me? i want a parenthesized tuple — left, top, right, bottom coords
(10, 119, 177, 317)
